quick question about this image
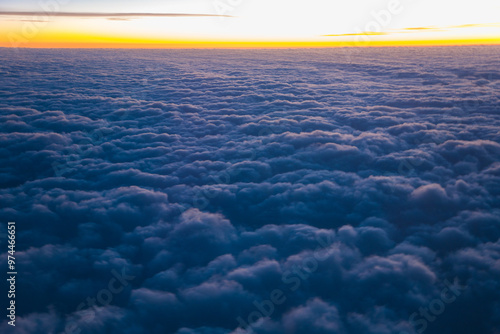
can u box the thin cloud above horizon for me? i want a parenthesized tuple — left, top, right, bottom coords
(323, 22, 500, 38)
(0, 11, 232, 19)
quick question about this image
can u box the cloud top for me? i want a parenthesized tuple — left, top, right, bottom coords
(0, 46, 499, 334)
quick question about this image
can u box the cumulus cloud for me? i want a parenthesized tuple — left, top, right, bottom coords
(0, 46, 500, 334)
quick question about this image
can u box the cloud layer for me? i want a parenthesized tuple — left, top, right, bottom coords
(0, 47, 499, 334)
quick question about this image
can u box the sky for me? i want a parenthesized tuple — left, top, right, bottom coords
(0, 0, 499, 47)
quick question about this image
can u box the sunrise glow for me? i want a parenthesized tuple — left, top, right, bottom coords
(0, 0, 499, 48)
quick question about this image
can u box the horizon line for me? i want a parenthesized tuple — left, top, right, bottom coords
(2, 40, 500, 49)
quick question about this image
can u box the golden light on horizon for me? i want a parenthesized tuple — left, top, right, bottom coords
(0, 0, 499, 48)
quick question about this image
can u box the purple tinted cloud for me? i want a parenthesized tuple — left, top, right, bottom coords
(0, 47, 499, 334)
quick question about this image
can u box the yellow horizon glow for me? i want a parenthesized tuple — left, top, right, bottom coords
(1, 0, 499, 48)
(1, 28, 498, 49)
(3, 39, 499, 49)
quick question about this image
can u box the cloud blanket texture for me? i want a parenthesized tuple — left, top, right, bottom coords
(0, 47, 499, 334)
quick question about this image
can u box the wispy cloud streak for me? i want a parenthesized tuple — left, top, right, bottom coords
(0, 11, 232, 18)
(323, 22, 500, 38)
